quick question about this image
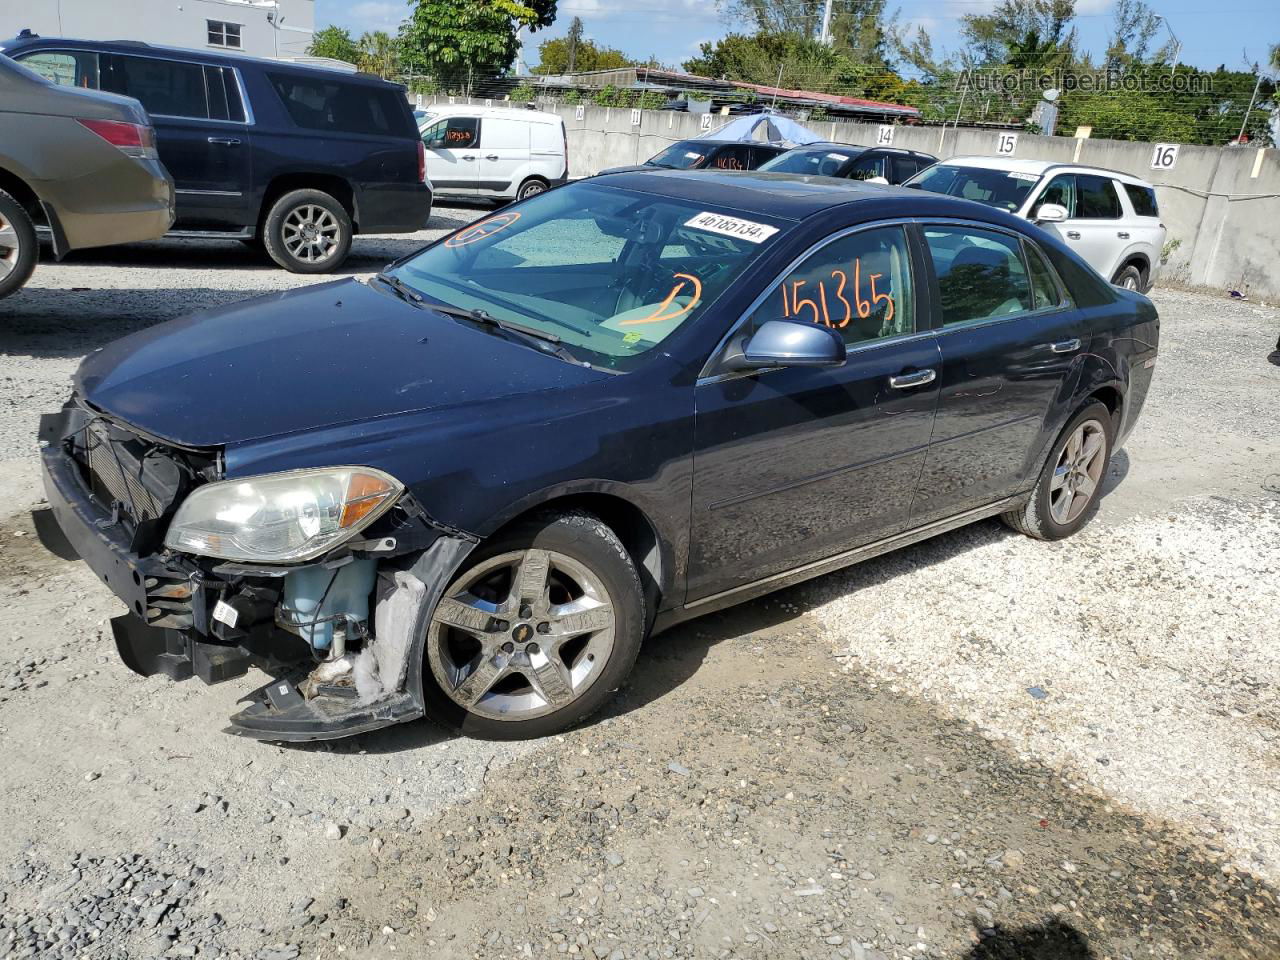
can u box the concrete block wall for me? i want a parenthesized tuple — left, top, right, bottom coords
(419, 96, 1280, 299)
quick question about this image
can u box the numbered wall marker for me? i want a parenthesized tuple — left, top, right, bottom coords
(699, 113, 713, 130)
(415, 93, 423, 109)
(630, 108, 641, 126)
(997, 132, 1018, 155)
(1150, 143, 1179, 170)
(575, 105, 585, 121)
(877, 124, 894, 146)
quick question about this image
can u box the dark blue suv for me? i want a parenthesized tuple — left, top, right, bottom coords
(2, 34, 432, 272)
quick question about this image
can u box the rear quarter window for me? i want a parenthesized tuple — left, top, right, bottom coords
(1041, 244, 1117, 308)
(1123, 183, 1159, 217)
(268, 73, 411, 137)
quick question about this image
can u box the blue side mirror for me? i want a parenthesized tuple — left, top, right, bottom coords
(725, 319, 847, 370)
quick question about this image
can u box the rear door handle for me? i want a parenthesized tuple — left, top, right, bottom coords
(888, 368, 937, 389)
(1117, 231, 1130, 239)
(1066, 230, 1081, 240)
(484, 154, 499, 161)
(207, 136, 241, 146)
(1050, 338, 1081, 354)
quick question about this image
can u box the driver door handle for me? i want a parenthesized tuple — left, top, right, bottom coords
(461, 154, 476, 161)
(1051, 338, 1081, 354)
(889, 368, 937, 389)
(1066, 230, 1081, 240)
(207, 136, 241, 146)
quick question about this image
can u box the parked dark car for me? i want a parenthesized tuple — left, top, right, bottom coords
(36, 171, 1158, 743)
(1, 34, 431, 273)
(0, 53, 172, 298)
(599, 137, 789, 175)
(758, 143, 937, 185)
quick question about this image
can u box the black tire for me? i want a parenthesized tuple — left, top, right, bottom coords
(516, 177, 549, 201)
(421, 510, 645, 740)
(262, 188, 352, 274)
(0, 189, 38, 299)
(1002, 401, 1114, 541)
(1113, 264, 1143, 292)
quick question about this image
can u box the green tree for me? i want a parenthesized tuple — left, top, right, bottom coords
(399, 0, 557, 81)
(959, 0, 1077, 68)
(718, 0, 892, 69)
(1103, 0, 1166, 69)
(307, 25, 360, 64)
(534, 34, 633, 74)
(357, 31, 400, 79)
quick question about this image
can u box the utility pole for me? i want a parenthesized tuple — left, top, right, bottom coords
(1236, 62, 1263, 144)
(566, 17, 583, 73)
(819, 0, 834, 45)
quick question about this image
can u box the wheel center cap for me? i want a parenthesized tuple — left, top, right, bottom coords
(511, 622, 533, 644)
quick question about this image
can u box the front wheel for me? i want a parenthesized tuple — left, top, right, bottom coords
(0, 189, 38, 299)
(422, 511, 644, 739)
(262, 189, 352, 274)
(1002, 401, 1113, 540)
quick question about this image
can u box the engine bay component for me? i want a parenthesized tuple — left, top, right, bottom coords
(277, 557, 378, 653)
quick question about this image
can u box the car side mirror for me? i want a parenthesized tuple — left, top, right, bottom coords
(1034, 203, 1068, 224)
(424, 137, 445, 149)
(723, 319, 846, 371)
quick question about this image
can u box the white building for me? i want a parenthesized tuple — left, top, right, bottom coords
(0, 0, 315, 59)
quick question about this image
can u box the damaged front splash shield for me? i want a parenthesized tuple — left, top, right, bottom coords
(224, 532, 477, 741)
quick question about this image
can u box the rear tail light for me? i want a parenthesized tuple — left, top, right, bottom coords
(77, 118, 157, 159)
(417, 139, 426, 182)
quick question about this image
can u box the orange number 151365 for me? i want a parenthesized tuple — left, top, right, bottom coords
(780, 257, 893, 329)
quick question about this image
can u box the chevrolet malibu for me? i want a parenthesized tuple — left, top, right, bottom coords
(36, 171, 1159, 741)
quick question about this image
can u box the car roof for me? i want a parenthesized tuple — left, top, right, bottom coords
(589, 169, 1001, 222)
(937, 155, 1155, 187)
(420, 102, 563, 124)
(1, 35, 402, 89)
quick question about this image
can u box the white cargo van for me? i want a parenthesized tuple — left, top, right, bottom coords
(418, 104, 568, 202)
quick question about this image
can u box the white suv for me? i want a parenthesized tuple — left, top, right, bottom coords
(906, 157, 1166, 292)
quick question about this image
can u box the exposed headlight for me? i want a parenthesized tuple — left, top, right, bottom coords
(164, 467, 403, 563)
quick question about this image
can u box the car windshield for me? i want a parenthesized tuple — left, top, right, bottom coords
(758, 148, 861, 177)
(389, 181, 785, 372)
(645, 141, 711, 169)
(907, 164, 1042, 212)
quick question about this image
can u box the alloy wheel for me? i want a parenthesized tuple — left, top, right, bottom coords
(427, 548, 616, 721)
(0, 213, 20, 281)
(1049, 419, 1107, 524)
(1122, 275, 1139, 290)
(282, 204, 341, 264)
(519, 182, 547, 200)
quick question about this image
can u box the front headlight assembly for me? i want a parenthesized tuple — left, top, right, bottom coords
(163, 467, 403, 563)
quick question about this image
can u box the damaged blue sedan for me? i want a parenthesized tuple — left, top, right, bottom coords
(36, 171, 1159, 741)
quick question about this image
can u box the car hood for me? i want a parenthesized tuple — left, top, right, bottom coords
(76, 278, 609, 448)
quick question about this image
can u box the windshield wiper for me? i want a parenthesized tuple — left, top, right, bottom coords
(373, 271, 426, 305)
(423, 300, 583, 365)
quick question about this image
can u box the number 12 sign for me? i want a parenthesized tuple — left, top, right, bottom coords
(996, 132, 1018, 155)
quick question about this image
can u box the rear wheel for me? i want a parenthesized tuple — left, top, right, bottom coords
(1002, 401, 1113, 541)
(1113, 264, 1143, 291)
(262, 189, 352, 274)
(422, 510, 644, 739)
(0, 189, 38, 299)
(516, 177, 549, 201)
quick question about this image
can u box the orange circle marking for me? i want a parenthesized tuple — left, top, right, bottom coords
(620, 273, 703, 326)
(444, 211, 522, 248)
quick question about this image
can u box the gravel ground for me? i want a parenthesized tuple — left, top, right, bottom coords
(0, 212, 1278, 959)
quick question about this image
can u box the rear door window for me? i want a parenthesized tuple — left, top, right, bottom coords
(1122, 182, 1159, 217)
(924, 227, 1033, 327)
(102, 54, 209, 119)
(269, 73, 408, 136)
(890, 157, 920, 182)
(848, 154, 886, 180)
(1024, 241, 1064, 310)
(1075, 175, 1122, 219)
(15, 50, 99, 88)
